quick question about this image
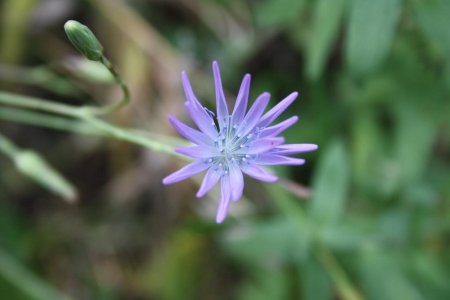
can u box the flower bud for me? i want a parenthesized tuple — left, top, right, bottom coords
(64, 20, 104, 61)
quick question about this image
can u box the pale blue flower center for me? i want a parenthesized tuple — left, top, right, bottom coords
(207, 115, 261, 174)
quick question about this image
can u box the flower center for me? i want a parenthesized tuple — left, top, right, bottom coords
(208, 115, 260, 174)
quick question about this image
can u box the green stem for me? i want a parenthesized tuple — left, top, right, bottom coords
(81, 115, 180, 156)
(317, 245, 364, 300)
(91, 55, 130, 115)
(0, 93, 183, 157)
(0, 91, 85, 117)
(0, 107, 102, 136)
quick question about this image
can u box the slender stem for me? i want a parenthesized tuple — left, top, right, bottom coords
(0, 92, 183, 157)
(0, 53, 129, 118)
(80, 55, 130, 115)
(317, 245, 363, 300)
(0, 107, 102, 136)
(0, 91, 85, 117)
(81, 115, 180, 156)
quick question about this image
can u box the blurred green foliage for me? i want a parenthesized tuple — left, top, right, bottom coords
(0, 0, 449, 299)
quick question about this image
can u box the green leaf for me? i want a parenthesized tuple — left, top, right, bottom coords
(223, 217, 310, 265)
(306, 0, 348, 80)
(413, 0, 450, 63)
(394, 105, 436, 187)
(256, 0, 306, 28)
(236, 269, 289, 300)
(320, 220, 373, 251)
(309, 140, 350, 224)
(359, 248, 424, 300)
(301, 258, 332, 300)
(345, 0, 402, 75)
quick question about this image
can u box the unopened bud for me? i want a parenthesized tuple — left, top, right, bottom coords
(64, 20, 104, 61)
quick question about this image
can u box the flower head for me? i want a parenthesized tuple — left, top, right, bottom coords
(163, 61, 317, 223)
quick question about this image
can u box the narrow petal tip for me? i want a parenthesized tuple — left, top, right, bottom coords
(162, 176, 172, 185)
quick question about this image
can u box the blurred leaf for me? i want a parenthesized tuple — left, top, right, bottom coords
(0, 247, 71, 300)
(359, 248, 424, 300)
(345, 0, 402, 75)
(351, 109, 395, 197)
(394, 105, 436, 187)
(301, 258, 332, 300)
(0, 0, 37, 64)
(378, 209, 415, 246)
(14, 151, 77, 202)
(309, 140, 350, 224)
(306, 0, 348, 80)
(413, 0, 450, 63)
(0, 65, 82, 96)
(410, 252, 450, 299)
(255, 0, 306, 28)
(223, 217, 310, 266)
(236, 268, 289, 300)
(320, 219, 374, 251)
(144, 230, 207, 300)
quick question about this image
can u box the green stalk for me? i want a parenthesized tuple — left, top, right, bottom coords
(0, 91, 85, 117)
(0, 107, 102, 136)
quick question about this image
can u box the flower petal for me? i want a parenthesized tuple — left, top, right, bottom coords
(216, 175, 231, 223)
(196, 167, 221, 198)
(162, 160, 209, 184)
(212, 61, 229, 130)
(255, 154, 305, 166)
(182, 72, 218, 137)
(260, 116, 298, 138)
(231, 74, 251, 125)
(168, 116, 211, 145)
(229, 163, 244, 202)
(271, 144, 318, 155)
(175, 145, 217, 158)
(237, 92, 270, 137)
(241, 164, 278, 182)
(244, 137, 285, 155)
(258, 92, 298, 127)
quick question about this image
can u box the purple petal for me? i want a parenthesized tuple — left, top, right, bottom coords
(212, 61, 229, 129)
(196, 167, 221, 198)
(181, 71, 199, 104)
(237, 92, 270, 137)
(184, 101, 218, 138)
(231, 74, 251, 125)
(271, 144, 318, 155)
(216, 175, 231, 223)
(162, 160, 209, 184)
(182, 72, 218, 137)
(258, 92, 298, 128)
(168, 116, 211, 145)
(241, 164, 278, 182)
(244, 137, 285, 155)
(175, 145, 217, 158)
(229, 163, 244, 202)
(255, 154, 306, 166)
(260, 116, 298, 138)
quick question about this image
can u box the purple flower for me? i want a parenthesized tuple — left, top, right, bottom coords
(163, 61, 317, 223)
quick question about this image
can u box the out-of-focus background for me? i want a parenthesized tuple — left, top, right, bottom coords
(0, 0, 449, 299)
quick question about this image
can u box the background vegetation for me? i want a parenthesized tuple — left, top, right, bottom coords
(0, 0, 449, 299)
